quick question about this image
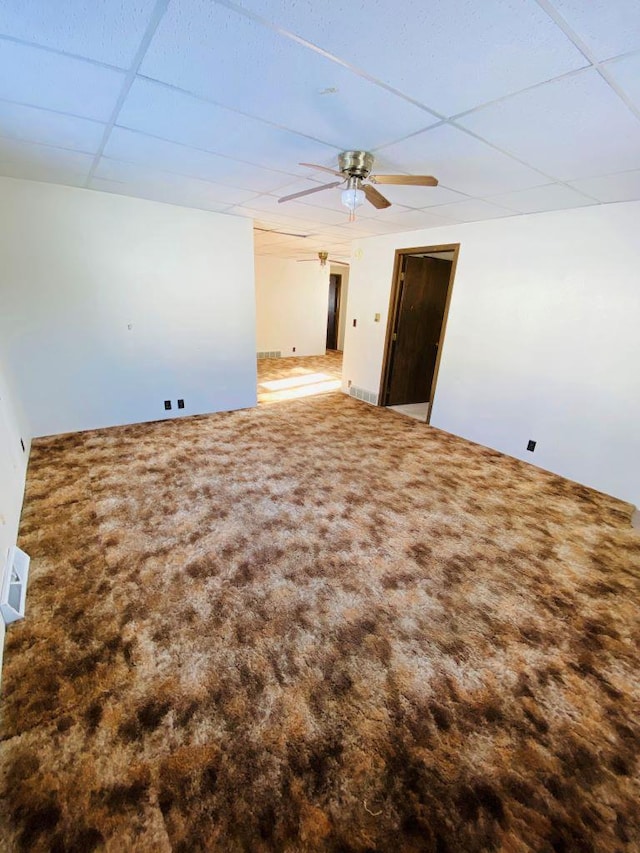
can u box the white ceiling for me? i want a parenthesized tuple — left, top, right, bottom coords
(0, 0, 639, 260)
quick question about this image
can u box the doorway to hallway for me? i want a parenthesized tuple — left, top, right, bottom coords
(326, 273, 341, 351)
(380, 244, 459, 424)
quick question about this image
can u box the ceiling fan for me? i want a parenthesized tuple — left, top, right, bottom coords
(297, 251, 349, 267)
(278, 151, 438, 221)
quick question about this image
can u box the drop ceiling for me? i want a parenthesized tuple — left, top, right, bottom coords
(0, 0, 639, 260)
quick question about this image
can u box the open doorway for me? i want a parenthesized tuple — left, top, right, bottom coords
(379, 244, 459, 424)
(326, 273, 341, 351)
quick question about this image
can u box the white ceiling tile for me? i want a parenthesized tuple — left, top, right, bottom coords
(431, 199, 514, 222)
(364, 183, 468, 209)
(102, 127, 298, 192)
(225, 206, 323, 234)
(236, 0, 587, 115)
(0, 1, 159, 68)
(118, 78, 340, 173)
(0, 138, 93, 182)
(267, 241, 315, 253)
(0, 161, 89, 187)
(0, 39, 125, 121)
(246, 193, 348, 225)
(313, 223, 372, 240)
(549, 0, 640, 61)
(364, 208, 458, 230)
(0, 100, 105, 152)
(487, 183, 594, 213)
(458, 69, 640, 181)
(604, 53, 640, 110)
(253, 226, 313, 242)
(568, 170, 640, 203)
(89, 176, 232, 213)
(93, 158, 259, 206)
(253, 229, 296, 247)
(355, 218, 431, 235)
(140, 1, 437, 149)
(376, 124, 547, 196)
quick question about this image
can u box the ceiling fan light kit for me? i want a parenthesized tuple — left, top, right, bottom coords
(341, 179, 366, 221)
(279, 151, 438, 221)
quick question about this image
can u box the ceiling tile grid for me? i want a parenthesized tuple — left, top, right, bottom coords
(117, 77, 342, 174)
(373, 124, 551, 196)
(101, 126, 300, 193)
(0, 0, 161, 67)
(232, 0, 589, 115)
(0, 100, 105, 152)
(139, 0, 440, 149)
(93, 157, 260, 205)
(0, 136, 94, 178)
(0, 38, 125, 120)
(0, 0, 639, 259)
(457, 69, 640, 181)
(568, 169, 640, 203)
(487, 182, 594, 214)
(545, 0, 640, 61)
(603, 53, 640, 112)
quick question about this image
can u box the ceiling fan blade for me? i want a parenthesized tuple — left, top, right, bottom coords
(297, 257, 350, 265)
(371, 174, 439, 186)
(363, 183, 392, 209)
(278, 181, 342, 203)
(299, 162, 345, 178)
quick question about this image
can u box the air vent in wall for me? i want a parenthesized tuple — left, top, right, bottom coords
(257, 351, 282, 359)
(348, 385, 378, 405)
(1, 546, 30, 625)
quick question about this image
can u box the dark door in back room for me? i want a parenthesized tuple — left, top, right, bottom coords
(386, 256, 451, 406)
(326, 274, 341, 350)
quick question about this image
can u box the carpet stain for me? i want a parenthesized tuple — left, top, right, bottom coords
(1, 391, 639, 851)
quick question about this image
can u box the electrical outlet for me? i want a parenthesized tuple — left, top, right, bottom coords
(177, 399, 185, 409)
(352, 319, 357, 327)
(527, 440, 536, 452)
(292, 346, 296, 352)
(164, 400, 172, 411)
(347, 379, 352, 388)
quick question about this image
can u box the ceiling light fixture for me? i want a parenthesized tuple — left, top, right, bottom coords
(341, 177, 365, 222)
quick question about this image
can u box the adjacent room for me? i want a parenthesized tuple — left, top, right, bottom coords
(1, 1, 639, 850)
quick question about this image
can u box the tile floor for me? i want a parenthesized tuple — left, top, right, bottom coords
(388, 401, 430, 422)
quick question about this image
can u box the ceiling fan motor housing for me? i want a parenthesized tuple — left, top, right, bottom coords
(338, 151, 374, 179)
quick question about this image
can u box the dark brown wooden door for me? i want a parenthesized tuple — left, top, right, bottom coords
(386, 256, 451, 406)
(326, 274, 341, 350)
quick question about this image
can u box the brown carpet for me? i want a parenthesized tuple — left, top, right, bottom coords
(1, 391, 639, 852)
(257, 351, 342, 403)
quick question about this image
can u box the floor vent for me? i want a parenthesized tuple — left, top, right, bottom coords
(1, 546, 30, 625)
(257, 351, 282, 359)
(348, 385, 379, 405)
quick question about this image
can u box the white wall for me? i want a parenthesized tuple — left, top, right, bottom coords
(342, 201, 640, 506)
(333, 265, 350, 352)
(255, 256, 329, 356)
(0, 178, 257, 437)
(0, 359, 31, 675)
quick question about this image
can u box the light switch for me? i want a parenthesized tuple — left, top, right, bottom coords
(374, 313, 381, 322)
